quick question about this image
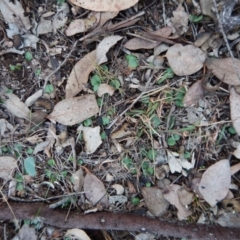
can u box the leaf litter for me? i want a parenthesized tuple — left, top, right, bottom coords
(2, 0, 240, 238)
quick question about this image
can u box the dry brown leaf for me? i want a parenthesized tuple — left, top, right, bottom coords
(48, 95, 99, 126)
(221, 199, 240, 213)
(0, 156, 17, 181)
(111, 184, 124, 195)
(84, 172, 109, 208)
(183, 80, 204, 107)
(65, 12, 100, 36)
(141, 187, 169, 217)
(65, 50, 96, 98)
(110, 123, 133, 139)
(230, 87, 240, 136)
(77, 125, 102, 154)
(177, 188, 193, 206)
(72, 168, 84, 192)
(166, 44, 206, 76)
(97, 84, 115, 97)
(163, 184, 192, 220)
(205, 58, 240, 85)
(216, 212, 240, 228)
(168, 4, 189, 35)
(231, 162, 240, 175)
(3, 93, 30, 119)
(96, 35, 123, 65)
(124, 27, 172, 50)
(18, 224, 37, 240)
(68, 0, 138, 12)
(199, 160, 231, 207)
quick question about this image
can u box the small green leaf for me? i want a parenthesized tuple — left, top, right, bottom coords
(151, 115, 161, 128)
(173, 134, 180, 141)
(110, 79, 121, 89)
(26, 147, 34, 154)
(147, 167, 154, 175)
(184, 151, 191, 159)
(83, 118, 92, 127)
(131, 197, 140, 205)
(101, 131, 107, 140)
(25, 51, 33, 61)
(57, 0, 65, 5)
(97, 97, 103, 107)
(189, 14, 203, 23)
(24, 156, 36, 176)
(157, 68, 174, 84)
(145, 182, 151, 187)
(142, 161, 149, 169)
(44, 84, 54, 93)
(126, 55, 138, 69)
(9, 64, 16, 71)
(47, 159, 55, 166)
(167, 137, 176, 146)
(228, 126, 236, 134)
(35, 68, 41, 76)
(90, 74, 101, 91)
(147, 149, 157, 161)
(102, 116, 110, 125)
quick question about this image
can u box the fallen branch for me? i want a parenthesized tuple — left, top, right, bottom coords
(1, 202, 240, 239)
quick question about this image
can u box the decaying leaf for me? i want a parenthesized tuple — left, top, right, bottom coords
(48, 95, 99, 126)
(216, 212, 240, 228)
(163, 184, 192, 220)
(168, 4, 189, 35)
(230, 162, 240, 175)
(65, 229, 91, 240)
(167, 150, 194, 175)
(3, 93, 30, 119)
(72, 168, 84, 192)
(199, 160, 231, 207)
(0, 119, 14, 137)
(97, 83, 115, 97)
(96, 35, 123, 65)
(230, 87, 240, 136)
(166, 44, 206, 76)
(221, 199, 240, 213)
(183, 80, 204, 107)
(18, 224, 37, 240)
(141, 187, 169, 217)
(77, 125, 102, 154)
(205, 58, 240, 85)
(68, 0, 139, 12)
(0, 156, 17, 181)
(124, 27, 172, 50)
(65, 12, 100, 36)
(65, 50, 96, 98)
(84, 172, 109, 208)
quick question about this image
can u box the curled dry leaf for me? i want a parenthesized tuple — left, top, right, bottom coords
(205, 58, 240, 85)
(0, 156, 17, 181)
(141, 187, 169, 217)
(230, 87, 240, 136)
(72, 168, 84, 192)
(166, 44, 206, 76)
(65, 12, 100, 36)
(183, 80, 204, 107)
(111, 184, 124, 195)
(96, 35, 123, 65)
(124, 27, 172, 50)
(110, 123, 133, 139)
(84, 172, 109, 208)
(65, 229, 91, 240)
(97, 83, 115, 97)
(68, 0, 139, 12)
(65, 50, 96, 98)
(77, 125, 102, 154)
(199, 160, 231, 207)
(48, 95, 99, 126)
(163, 184, 192, 220)
(3, 93, 30, 119)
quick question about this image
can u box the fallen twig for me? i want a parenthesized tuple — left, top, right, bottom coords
(1, 202, 240, 240)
